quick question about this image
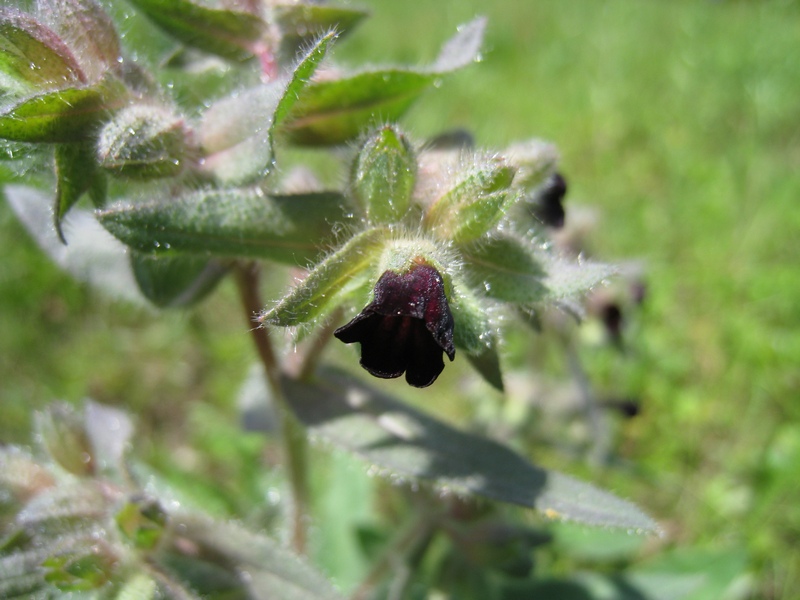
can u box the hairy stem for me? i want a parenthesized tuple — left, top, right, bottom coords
(235, 262, 310, 554)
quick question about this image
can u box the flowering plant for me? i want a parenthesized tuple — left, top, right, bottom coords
(0, 0, 655, 597)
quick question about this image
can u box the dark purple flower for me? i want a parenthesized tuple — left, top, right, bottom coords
(532, 172, 567, 228)
(334, 262, 456, 388)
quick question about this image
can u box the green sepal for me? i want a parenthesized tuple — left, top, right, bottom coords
(465, 343, 504, 392)
(97, 189, 353, 265)
(0, 77, 127, 142)
(262, 227, 387, 327)
(504, 138, 559, 192)
(42, 549, 114, 591)
(35, 0, 121, 82)
(274, 3, 367, 61)
(200, 31, 335, 184)
(97, 104, 189, 180)
(115, 497, 167, 551)
(461, 234, 547, 304)
(425, 161, 518, 243)
(351, 125, 416, 223)
(126, 0, 266, 62)
(54, 141, 106, 243)
(33, 404, 94, 477)
(281, 18, 486, 146)
(130, 252, 227, 308)
(0, 8, 86, 93)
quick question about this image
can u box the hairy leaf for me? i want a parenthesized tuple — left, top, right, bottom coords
(284, 368, 660, 532)
(274, 4, 366, 61)
(54, 141, 105, 243)
(0, 77, 127, 142)
(126, 0, 265, 61)
(130, 252, 227, 308)
(200, 31, 334, 184)
(97, 189, 353, 265)
(282, 18, 486, 146)
(462, 234, 547, 304)
(263, 227, 387, 327)
(0, 8, 85, 93)
(35, 0, 121, 82)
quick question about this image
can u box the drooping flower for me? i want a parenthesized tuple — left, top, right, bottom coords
(334, 261, 455, 388)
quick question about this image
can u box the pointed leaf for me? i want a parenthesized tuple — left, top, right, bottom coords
(283, 70, 432, 146)
(97, 189, 353, 265)
(274, 4, 366, 60)
(0, 77, 127, 142)
(431, 16, 487, 73)
(465, 344, 504, 392)
(284, 368, 659, 532)
(126, 0, 265, 61)
(54, 141, 105, 243)
(540, 252, 619, 302)
(200, 31, 334, 184)
(0, 8, 85, 93)
(504, 138, 559, 191)
(462, 234, 547, 304)
(425, 161, 518, 243)
(350, 125, 416, 223)
(282, 19, 485, 146)
(0, 549, 50, 598)
(130, 252, 227, 308)
(97, 103, 190, 180)
(262, 227, 387, 327)
(171, 513, 344, 600)
(36, 0, 121, 81)
(34, 404, 95, 477)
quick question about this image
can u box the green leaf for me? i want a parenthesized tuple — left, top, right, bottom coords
(0, 77, 127, 142)
(130, 252, 227, 308)
(0, 8, 85, 93)
(36, 0, 121, 82)
(350, 125, 416, 224)
(126, 0, 266, 61)
(54, 141, 105, 243)
(263, 227, 387, 327)
(0, 549, 50, 598)
(539, 252, 619, 302)
(97, 104, 189, 180)
(282, 18, 486, 146)
(115, 573, 158, 600)
(425, 161, 518, 243)
(169, 513, 344, 600)
(283, 368, 660, 532)
(200, 31, 334, 184)
(462, 234, 547, 304)
(97, 189, 353, 265)
(274, 4, 366, 61)
(34, 404, 94, 477)
(282, 69, 432, 146)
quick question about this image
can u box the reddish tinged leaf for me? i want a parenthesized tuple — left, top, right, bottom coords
(0, 8, 85, 91)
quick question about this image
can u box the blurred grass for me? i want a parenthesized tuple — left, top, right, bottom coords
(1, 0, 799, 597)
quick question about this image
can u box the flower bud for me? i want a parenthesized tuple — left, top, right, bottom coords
(335, 261, 455, 388)
(351, 125, 416, 224)
(97, 104, 190, 179)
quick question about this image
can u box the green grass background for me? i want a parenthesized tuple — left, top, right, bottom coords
(1, 0, 799, 597)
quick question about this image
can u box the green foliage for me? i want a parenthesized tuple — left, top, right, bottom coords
(3, 0, 791, 597)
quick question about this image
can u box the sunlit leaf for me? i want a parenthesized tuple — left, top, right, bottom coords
(200, 31, 334, 184)
(462, 234, 547, 304)
(0, 77, 127, 143)
(282, 18, 486, 146)
(274, 4, 366, 61)
(36, 0, 121, 81)
(284, 368, 660, 532)
(97, 189, 353, 265)
(262, 227, 387, 327)
(0, 8, 85, 93)
(126, 0, 266, 61)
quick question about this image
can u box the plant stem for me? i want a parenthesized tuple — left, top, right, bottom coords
(350, 510, 438, 600)
(234, 262, 310, 554)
